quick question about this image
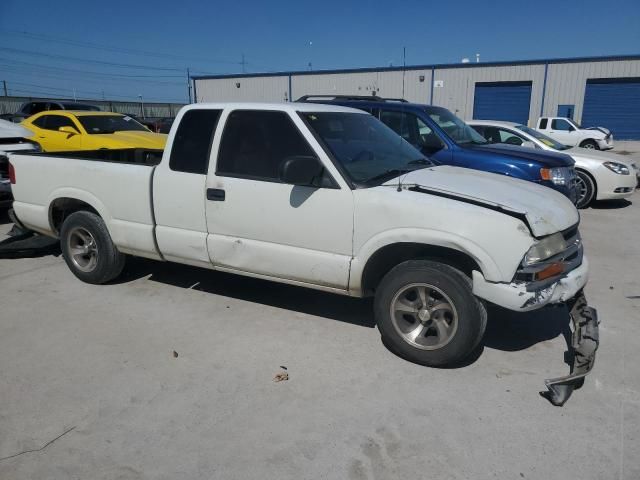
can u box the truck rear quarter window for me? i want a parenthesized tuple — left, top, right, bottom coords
(169, 109, 222, 174)
(216, 110, 316, 181)
(539, 118, 548, 129)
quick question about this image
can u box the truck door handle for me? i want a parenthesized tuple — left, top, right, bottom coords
(207, 188, 225, 201)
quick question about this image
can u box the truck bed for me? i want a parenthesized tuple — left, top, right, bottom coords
(9, 149, 163, 260)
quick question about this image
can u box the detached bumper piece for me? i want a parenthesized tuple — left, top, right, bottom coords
(542, 292, 599, 406)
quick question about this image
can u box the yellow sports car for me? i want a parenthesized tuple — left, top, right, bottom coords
(21, 111, 167, 152)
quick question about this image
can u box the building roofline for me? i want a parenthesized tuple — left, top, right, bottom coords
(192, 54, 640, 80)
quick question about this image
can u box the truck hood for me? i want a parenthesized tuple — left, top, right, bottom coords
(465, 143, 575, 167)
(382, 165, 579, 237)
(95, 131, 167, 149)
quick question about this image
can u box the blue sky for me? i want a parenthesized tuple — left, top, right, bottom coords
(1, 0, 639, 103)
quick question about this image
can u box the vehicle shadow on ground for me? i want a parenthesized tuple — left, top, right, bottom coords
(590, 198, 632, 209)
(118, 257, 572, 366)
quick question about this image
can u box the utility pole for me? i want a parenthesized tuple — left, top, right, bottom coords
(73, 88, 77, 101)
(138, 94, 145, 119)
(187, 67, 192, 103)
(2, 80, 7, 96)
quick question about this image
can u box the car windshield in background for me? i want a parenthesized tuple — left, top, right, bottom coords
(77, 115, 149, 134)
(516, 125, 570, 150)
(426, 108, 487, 145)
(302, 112, 433, 186)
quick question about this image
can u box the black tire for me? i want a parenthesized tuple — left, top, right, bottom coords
(60, 211, 125, 284)
(576, 170, 596, 209)
(374, 260, 487, 367)
(579, 139, 598, 150)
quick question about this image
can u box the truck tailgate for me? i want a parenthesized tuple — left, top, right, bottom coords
(9, 153, 161, 259)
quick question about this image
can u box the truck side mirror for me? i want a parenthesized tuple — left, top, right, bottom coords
(279, 155, 324, 187)
(59, 126, 79, 136)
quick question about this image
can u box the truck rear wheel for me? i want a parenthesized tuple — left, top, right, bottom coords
(374, 260, 486, 367)
(60, 211, 125, 284)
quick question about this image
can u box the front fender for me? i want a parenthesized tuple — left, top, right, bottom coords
(349, 228, 505, 295)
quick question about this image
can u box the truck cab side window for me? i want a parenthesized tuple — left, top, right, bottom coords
(539, 118, 548, 129)
(217, 110, 318, 182)
(551, 119, 574, 131)
(169, 109, 222, 174)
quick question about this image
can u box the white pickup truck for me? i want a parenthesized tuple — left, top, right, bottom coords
(7, 102, 598, 405)
(536, 116, 613, 150)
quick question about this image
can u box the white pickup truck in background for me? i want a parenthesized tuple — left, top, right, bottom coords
(535, 116, 613, 150)
(7, 102, 599, 405)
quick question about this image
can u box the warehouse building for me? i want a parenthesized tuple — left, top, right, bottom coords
(193, 54, 640, 139)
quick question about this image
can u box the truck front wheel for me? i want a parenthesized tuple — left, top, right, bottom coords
(60, 211, 125, 284)
(374, 260, 487, 367)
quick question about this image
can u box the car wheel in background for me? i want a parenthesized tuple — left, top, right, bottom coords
(60, 211, 125, 284)
(576, 170, 596, 208)
(374, 260, 487, 367)
(579, 139, 598, 150)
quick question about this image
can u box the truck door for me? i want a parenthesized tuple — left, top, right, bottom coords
(204, 108, 354, 290)
(549, 118, 577, 146)
(153, 108, 222, 268)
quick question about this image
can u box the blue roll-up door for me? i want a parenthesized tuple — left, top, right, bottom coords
(582, 78, 640, 140)
(473, 81, 532, 124)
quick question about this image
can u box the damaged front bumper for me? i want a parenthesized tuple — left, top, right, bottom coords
(472, 256, 589, 312)
(541, 292, 599, 406)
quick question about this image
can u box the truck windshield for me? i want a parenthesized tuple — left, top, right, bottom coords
(426, 108, 487, 145)
(302, 112, 433, 186)
(515, 125, 571, 150)
(77, 115, 149, 134)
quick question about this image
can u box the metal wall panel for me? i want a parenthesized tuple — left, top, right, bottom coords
(290, 70, 433, 103)
(543, 60, 640, 123)
(431, 64, 546, 125)
(195, 76, 289, 103)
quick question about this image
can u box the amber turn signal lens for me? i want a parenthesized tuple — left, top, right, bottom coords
(534, 262, 564, 281)
(540, 168, 552, 181)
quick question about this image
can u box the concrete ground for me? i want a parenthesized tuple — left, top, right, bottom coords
(1, 192, 639, 479)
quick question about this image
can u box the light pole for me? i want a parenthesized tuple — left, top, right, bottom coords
(138, 94, 145, 119)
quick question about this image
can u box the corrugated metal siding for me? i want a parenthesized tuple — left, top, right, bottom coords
(473, 82, 533, 124)
(195, 76, 289, 102)
(543, 60, 640, 122)
(431, 64, 545, 124)
(192, 59, 640, 131)
(290, 70, 432, 103)
(582, 78, 640, 139)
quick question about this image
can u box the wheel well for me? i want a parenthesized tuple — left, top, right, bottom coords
(579, 139, 597, 147)
(361, 243, 481, 296)
(49, 198, 99, 235)
(576, 168, 598, 196)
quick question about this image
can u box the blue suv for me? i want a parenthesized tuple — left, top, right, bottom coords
(298, 96, 577, 203)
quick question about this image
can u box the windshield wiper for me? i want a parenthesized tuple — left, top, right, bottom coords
(407, 158, 432, 166)
(364, 168, 412, 185)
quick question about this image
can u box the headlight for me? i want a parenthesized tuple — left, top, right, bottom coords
(540, 167, 571, 185)
(524, 232, 567, 265)
(603, 162, 630, 175)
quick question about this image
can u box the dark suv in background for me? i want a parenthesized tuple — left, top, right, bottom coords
(298, 95, 578, 203)
(1, 101, 100, 123)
